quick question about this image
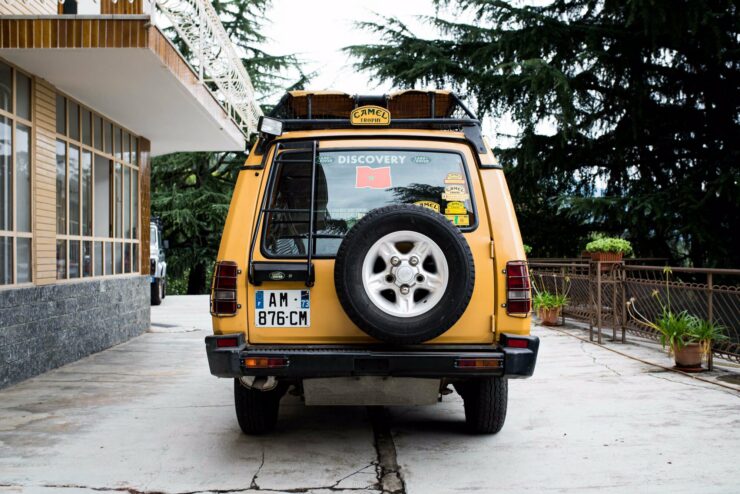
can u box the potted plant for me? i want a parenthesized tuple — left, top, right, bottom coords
(627, 268, 726, 370)
(533, 291, 568, 325)
(585, 237, 632, 263)
(531, 273, 570, 326)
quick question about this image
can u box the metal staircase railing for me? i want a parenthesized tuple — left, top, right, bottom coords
(152, 0, 263, 137)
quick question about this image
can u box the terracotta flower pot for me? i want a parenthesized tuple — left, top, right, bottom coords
(673, 342, 703, 369)
(539, 307, 562, 326)
(589, 251, 624, 263)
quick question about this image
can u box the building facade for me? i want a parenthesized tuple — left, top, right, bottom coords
(0, 0, 257, 387)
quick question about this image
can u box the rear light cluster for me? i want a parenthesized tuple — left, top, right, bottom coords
(455, 358, 503, 369)
(244, 357, 289, 369)
(506, 338, 529, 348)
(216, 337, 239, 348)
(211, 260, 240, 316)
(506, 260, 531, 316)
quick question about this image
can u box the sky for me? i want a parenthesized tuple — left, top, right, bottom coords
(258, 0, 534, 148)
(260, 0, 440, 95)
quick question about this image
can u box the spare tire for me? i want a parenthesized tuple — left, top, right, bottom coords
(334, 204, 475, 345)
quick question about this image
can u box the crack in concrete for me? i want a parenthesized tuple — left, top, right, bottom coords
(0, 482, 378, 494)
(330, 463, 377, 489)
(367, 407, 406, 494)
(250, 449, 266, 490)
(579, 341, 622, 376)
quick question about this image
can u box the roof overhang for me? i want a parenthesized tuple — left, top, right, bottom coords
(0, 17, 246, 156)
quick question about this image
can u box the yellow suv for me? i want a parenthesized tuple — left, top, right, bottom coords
(205, 90, 538, 434)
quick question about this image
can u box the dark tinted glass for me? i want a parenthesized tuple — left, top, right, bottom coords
(263, 149, 474, 257)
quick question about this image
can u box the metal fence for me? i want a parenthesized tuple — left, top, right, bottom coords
(529, 260, 740, 366)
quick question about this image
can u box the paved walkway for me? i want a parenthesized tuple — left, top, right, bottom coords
(0, 295, 738, 493)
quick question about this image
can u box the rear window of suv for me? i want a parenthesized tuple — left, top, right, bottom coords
(262, 148, 475, 258)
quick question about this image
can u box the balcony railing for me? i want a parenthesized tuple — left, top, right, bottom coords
(152, 0, 262, 138)
(529, 260, 740, 368)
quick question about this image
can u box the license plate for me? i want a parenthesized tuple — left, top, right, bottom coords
(255, 290, 310, 327)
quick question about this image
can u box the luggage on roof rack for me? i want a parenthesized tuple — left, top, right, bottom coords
(264, 90, 486, 152)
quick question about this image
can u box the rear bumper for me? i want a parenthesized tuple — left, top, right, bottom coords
(205, 333, 539, 379)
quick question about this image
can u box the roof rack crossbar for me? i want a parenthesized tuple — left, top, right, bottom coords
(279, 117, 481, 131)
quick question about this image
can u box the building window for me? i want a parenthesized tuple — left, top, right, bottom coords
(55, 93, 140, 280)
(0, 61, 33, 286)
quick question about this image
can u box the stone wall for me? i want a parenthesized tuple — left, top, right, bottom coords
(0, 276, 149, 388)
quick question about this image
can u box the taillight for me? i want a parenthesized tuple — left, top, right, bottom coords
(454, 358, 503, 369)
(244, 357, 289, 369)
(216, 337, 239, 348)
(506, 338, 529, 348)
(506, 260, 531, 316)
(211, 261, 240, 317)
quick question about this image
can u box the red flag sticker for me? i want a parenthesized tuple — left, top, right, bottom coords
(355, 166, 392, 189)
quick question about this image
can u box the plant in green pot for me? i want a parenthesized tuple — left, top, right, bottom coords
(585, 237, 632, 263)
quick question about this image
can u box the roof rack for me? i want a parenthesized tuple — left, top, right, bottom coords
(266, 90, 486, 153)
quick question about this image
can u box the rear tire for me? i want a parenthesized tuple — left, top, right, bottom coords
(459, 377, 508, 434)
(234, 379, 285, 435)
(150, 279, 163, 306)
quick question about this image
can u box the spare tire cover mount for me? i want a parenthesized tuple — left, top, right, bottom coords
(361, 230, 449, 318)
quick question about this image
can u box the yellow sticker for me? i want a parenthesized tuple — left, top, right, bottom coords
(414, 200, 440, 213)
(442, 185, 470, 201)
(446, 214, 470, 226)
(445, 201, 467, 215)
(350, 105, 391, 126)
(444, 172, 465, 184)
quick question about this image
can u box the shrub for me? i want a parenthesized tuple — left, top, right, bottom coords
(585, 237, 632, 255)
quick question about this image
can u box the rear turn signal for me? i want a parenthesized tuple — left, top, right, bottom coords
(211, 261, 240, 317)
(455, 358, 503, 369)
(506, 260, 531, 316)
(244, 357, 289, 369)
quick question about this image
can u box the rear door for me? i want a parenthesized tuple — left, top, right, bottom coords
(247, 138, 495, 344)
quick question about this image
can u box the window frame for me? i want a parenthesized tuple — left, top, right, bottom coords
(258, 145, 479, 260)
(0, 61, 33, 288)
(54, 92, 141, 281)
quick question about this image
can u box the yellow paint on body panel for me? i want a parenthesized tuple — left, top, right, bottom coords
(212, 129, 530, 344)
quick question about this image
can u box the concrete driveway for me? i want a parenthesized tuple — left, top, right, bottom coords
(0, 295, 738, 494)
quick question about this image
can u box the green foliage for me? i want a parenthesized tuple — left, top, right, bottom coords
(523, 244, 532, 255)
(531, 271, 571, 310)
(151, 152, 242, 294)
(347, 0, 740, 267)
(653, 309, 697, 352)
(690, 319, 728, 344)
(585, 238, 633, 255)
(532, 291, 568, 310)
(627, 268, 727, 356)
